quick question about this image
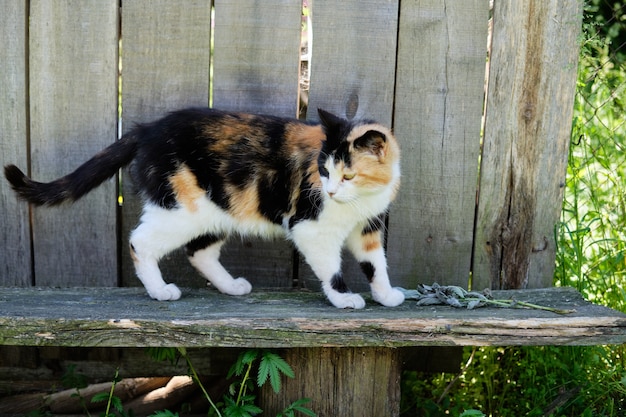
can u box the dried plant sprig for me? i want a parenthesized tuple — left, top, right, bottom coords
(399, 283, 576, 315)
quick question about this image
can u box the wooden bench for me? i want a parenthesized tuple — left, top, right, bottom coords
(0, 1, 592, 415)
(1, 286, 625, 415)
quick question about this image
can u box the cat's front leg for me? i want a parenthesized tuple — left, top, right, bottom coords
(346, 224, 404, 307)
(291, 224, 365, 309)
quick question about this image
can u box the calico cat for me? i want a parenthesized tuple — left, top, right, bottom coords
(4, 108, 404, 309)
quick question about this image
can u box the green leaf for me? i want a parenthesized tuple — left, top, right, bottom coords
(229, 350, 259, 379)
(224, 402, 263, 417)
(148, 410, 179, 417)
(111, 395, 124, 413)
(146, 347, 179, 365)
(61, 364, 89, 390)
(91, 392, 109, 403)
(460, 410, 485, 417)
(257, 351, 294, 393)
(281, 398, 316, 417)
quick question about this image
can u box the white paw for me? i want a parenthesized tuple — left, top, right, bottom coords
(222, 277, 252, 296)
(372, 287, 405, 307)
(328, 292, 366, 309)
(148, 283, 182, 301)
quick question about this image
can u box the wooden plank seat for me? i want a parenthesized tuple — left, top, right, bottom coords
(1, 287, 625, 348)
(1, 287, 625, 416)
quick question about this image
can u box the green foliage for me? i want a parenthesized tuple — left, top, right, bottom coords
(402, 346, 626, 416)
(149, 410, 178, 417)
(555, 0, 626, 313)
(220, 349, 311, 417)
(402, 3, 626, 416)
(277, 398, 316, 417)
(61, 364, 89, 391)
(257, 351, 296, 393)
(146, 347, 315, 417)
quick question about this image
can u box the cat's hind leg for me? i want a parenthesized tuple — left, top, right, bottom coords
(129, 204, 216, 301)
(186, 234, 252, 296)
(129, 217, 189, 301)
(346, 223, 404, 307)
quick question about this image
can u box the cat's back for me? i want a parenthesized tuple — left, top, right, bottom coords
(128, 108, 325, 212)
(132, 107, 323, 156)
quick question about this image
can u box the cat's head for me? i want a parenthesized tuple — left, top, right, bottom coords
(317, 109, 400, 203)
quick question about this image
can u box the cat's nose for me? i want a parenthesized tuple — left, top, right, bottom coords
(327, 191, 336, 198)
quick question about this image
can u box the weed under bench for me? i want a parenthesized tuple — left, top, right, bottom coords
(1, 287, 625, 416)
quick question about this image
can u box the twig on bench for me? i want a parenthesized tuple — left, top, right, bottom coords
(399, 283, 576, 314)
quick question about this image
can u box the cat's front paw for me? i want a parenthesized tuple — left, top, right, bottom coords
(328, 292, 366, 309)
(221, 277, 252, 296)
(372, 287, 405, 307)
(148, 283, 182, 301)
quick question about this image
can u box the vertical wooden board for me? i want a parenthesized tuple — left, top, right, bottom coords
(306, 0, 398, 126)
(386, 0, 488, 289)
(120, 0, 212, 289)
(213, 0, 301, 116)
(260, 348, 401, 417)
(300, 0, 399, 293)
(212, 0, 302, 288)
(0, 1, 31, 286)
(29, 1, 118, 286)
(473, 0, 583, 290)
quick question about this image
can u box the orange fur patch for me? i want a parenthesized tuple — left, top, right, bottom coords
(285, 123, 325, 187)
(169, 164, 206, 211)
(203, 114, 263, 153)
(285, 123, 325, 152)
(362, 232, 382, 252)
(227, 183, 265, 221)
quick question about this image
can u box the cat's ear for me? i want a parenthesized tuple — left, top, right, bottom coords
(353, 130, 387, 158)
(317, 109, 346, 132)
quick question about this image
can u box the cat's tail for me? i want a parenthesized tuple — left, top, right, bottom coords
(4, 133, 139, 206)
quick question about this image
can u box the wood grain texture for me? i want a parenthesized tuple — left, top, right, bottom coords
(387, 0, 489, 288)
(213, 0, 302, 116)
(120, 0, 212, 288)
(212, 0, 302, 288)
(473, 0, 583, 289)
(1, 287, 624, 347)
(0, 1, 31, 285)
(300, 0, 399, 292)
(28, 0, 119, 286)
(260, 347, 401, 417)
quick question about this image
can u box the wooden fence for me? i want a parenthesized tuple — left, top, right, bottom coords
(0, 0, 582, 293)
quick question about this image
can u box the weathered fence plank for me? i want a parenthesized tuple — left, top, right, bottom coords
(213, 0, 302, 116)
(212, 0, 302, 288)
(473, 0, 583, 289)
(120, 0, 212, 288)
(0, 0, 31, 286)
(387, 0, 489, 289)
(261, 347, 401, 417)
(301, 0, 400, 292)
(28, 0, 119, 286)
(0, 2, 585, 295)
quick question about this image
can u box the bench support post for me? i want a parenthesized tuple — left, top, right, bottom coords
(260, 347, 401, 417)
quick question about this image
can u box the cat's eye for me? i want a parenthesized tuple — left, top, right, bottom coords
(343, 172, 356, 181)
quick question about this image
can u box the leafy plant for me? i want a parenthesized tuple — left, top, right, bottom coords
(147, 347, 315, 417)
(90, 369, 126, 417)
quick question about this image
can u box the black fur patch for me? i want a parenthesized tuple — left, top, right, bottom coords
(185, 233, 225, 256)
(362, 212, 387, 235)
(359, 262, 376, 282)
(289, 177, 323, 228)
(330, 273, 349, 293)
